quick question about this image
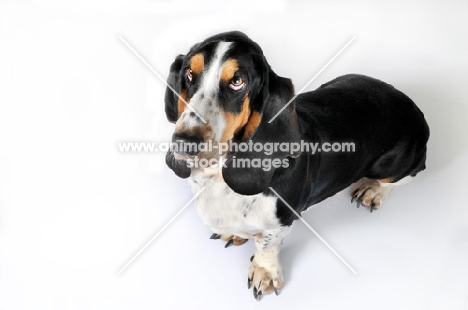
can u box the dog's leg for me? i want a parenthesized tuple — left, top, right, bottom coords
(351, 176, 414, 212)
(247, 226, 291, 301)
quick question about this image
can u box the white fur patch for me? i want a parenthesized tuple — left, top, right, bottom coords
(188, 167, 281, 239)
(200, 42, 232, 98)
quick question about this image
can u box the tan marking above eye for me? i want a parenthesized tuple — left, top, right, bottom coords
(221, 59, 239, 82)
(190, 53, 204, 75)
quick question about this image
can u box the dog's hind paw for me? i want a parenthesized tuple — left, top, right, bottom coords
(351, 180, 393, 212)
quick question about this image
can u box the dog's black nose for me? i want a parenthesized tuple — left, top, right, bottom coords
(172, 133, 203, 156)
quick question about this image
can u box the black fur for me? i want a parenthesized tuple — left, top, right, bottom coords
(165, 54, 184, 123)
(270, 74, 429, 225)
(164, 54, 192, 179)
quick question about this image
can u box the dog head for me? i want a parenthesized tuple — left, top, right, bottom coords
(165, 31, 301, 194)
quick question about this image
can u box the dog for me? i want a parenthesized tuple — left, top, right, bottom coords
(164, 31, 429, 300)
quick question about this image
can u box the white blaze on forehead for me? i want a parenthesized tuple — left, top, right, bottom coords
(201, 41, 233, 94)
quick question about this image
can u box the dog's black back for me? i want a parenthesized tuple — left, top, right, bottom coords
(271, 74, 429, 225)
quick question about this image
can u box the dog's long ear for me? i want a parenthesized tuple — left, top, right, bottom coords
(165, 54, 185, 123)
(164, 54, 191, 178)
(222, 59, 302, 195)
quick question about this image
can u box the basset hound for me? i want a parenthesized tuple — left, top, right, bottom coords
(164, 31, 430, 300)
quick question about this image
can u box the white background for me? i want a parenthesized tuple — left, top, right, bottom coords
(1, 0, 467, 309)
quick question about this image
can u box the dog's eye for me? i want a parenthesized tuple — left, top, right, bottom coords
(186, 68, 193, 82)
(229, 77, 244, 90)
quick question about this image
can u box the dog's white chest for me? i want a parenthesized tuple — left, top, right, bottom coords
(188, 168, 280, 238)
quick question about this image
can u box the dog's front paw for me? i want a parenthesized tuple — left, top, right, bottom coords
(247, 255, 283, 301)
